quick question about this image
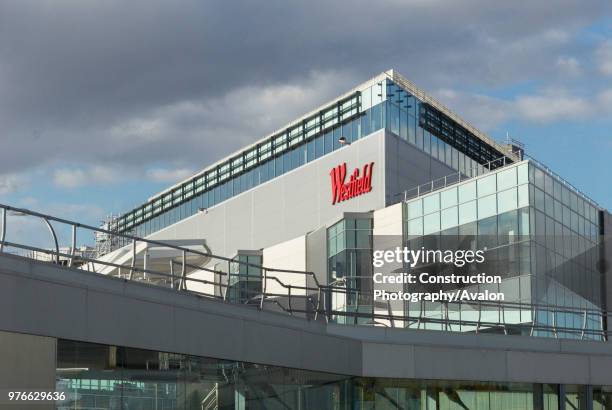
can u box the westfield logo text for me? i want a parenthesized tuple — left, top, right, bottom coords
(329, 162, 374, 205)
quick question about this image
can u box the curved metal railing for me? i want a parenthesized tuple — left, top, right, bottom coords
(0, 203, 609, 341)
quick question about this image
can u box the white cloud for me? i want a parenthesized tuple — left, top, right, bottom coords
(432, 86, 612, 129)
(146, 167, 194, 183)
(52, 165, 122, 188)
(515, 88, 591, 122)
(433, 88, 511, 131)
(556, 56, 581, 76)
(596, 40, 612, 76)
(0, 173, 28, 195)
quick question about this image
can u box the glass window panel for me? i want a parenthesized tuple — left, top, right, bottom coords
(324, 131, 333, 154)
(570, 192, 578, 212)
(545, 193, 554, 216)
(519, 207, 530, 236)
(315, 135, 324, 158)
(342, 121, 352, 143)
(407, 199, 423, 218)
(333, 127, 341, 151)
(571, 210, 578, 233)
(389, 102, 399, 135)
(497, 187, 518, 213)
(423, 212, 440, 235)
(477, 174, 496, 197)
(459, 200, 477, 225)
(307, 140, 315, 162)
(352, 117, 360, 141)
(544, 173, 554, 194)
(431, 136, 439, 160)
(478, 194, 497, 219)
(554, 199, 563, 222)
(517, 163, 528, 184)
(497, 167, 517, 190)
(553, 179, 562, 200)
(535, 187, 545, 211)
(534, 167, 545, 189)
(451, 147, 458, 169)
(400, 110, 408, 140)
(371, 103, 382, 131)
(355, 218, 371, 229)
(477, 215, 498, 246)
(440, 188, 457, 208)
(361, 86, 372, 110)
(518, 184, 529, 208)
(441, 206, 458, 230)
(423, 193, 440, 214)
(498, 209, 518, 241)
(361, 109, 371, 136)
(445, 142, 452, 165)
(408, 115, 416, 144)
(458, 181, 476, 203)
(356, 230, 370, 248)
(562, 185, 570, 206)
(407, 218, 423, 236)
(563, 205, 571, 227)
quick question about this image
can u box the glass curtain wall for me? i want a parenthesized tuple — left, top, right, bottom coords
(56, 339, 612, 410)
(226, 253, 263, 304)
(327, 216, 373, 324)
(402, 160, 603, 339)
(119, 79, 498, 241)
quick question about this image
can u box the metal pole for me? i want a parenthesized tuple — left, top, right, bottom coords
(42, 218, 60, 264)
(170, 261, 175, 289)
(129, 240, 136, 280)
(69, 225, 77, 267)
(260, 268, 267, 310)
(180, 250, 186, 290)
(288, 285, 293, 315)
(143, 248, 148, 281)
(0, 208, 6, 253)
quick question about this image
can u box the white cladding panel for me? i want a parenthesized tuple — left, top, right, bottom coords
(263, 235, 307, 295)
(149, 130, 458, 260)
(149, 129, 387, 258)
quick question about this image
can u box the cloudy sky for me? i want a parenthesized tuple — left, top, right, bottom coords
(0, 0, 611, 240)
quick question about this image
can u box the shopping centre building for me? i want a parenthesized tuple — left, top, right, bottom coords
(1, 69, 611, 409)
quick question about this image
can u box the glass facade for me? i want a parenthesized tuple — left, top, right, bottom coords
(56, 339, 612, 409)
(226, 253, 263, 304)
(327, 216, 374, 324)
(110, 78, 510, 243)
(402, 160, 603, 338)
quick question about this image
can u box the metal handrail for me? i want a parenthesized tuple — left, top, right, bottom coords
(0, 203, 320, 286)
(393, 152, 521, 205)
(523, 153, 600, 209)
(0, 202, 609, 341)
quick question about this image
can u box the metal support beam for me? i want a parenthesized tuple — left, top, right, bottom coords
(69, 225, 77, 267)
(129, 240, 136, 280)
(0, 208, 6, 253)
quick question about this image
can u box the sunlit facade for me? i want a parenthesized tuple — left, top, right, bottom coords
(37, 69, 610, 409)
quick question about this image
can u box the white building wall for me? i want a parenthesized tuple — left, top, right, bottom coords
(149, 129, 388, 260)
(263, 235, 308, 296)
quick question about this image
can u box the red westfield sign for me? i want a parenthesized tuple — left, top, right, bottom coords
(330, 162, 374, 205)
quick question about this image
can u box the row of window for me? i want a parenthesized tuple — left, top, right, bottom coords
(531, 164, 599, 224)
(124, 79, 501, 240)
(406, 163, 528, 219)
(132, 103, 387, 237)
(115, 91, 361, 233)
